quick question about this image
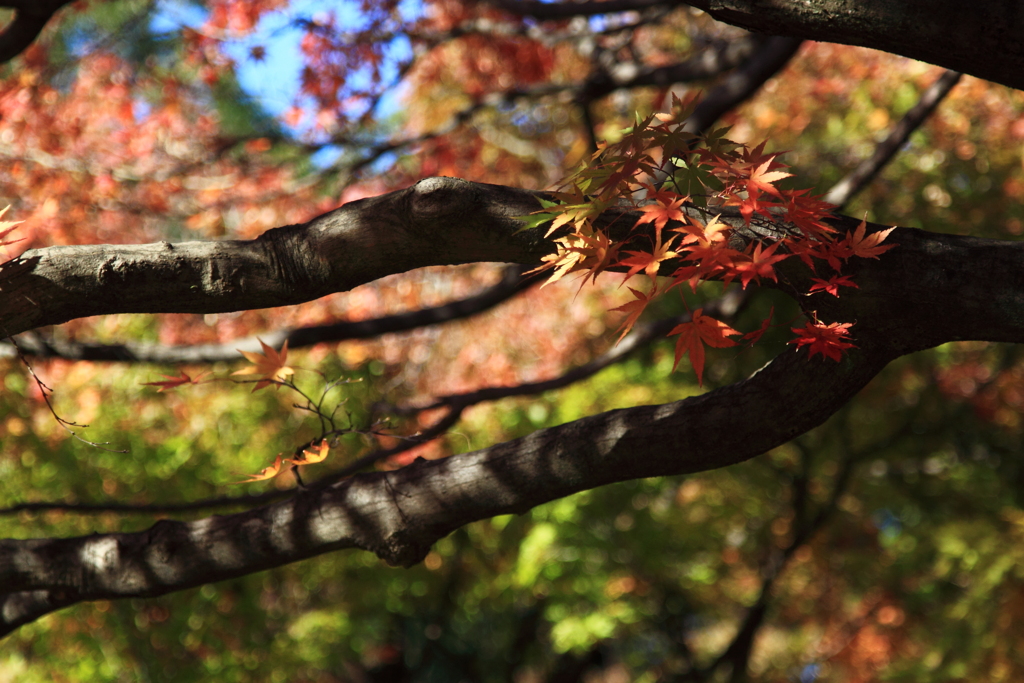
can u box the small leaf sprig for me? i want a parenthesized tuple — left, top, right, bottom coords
(142, 339, 386, 485)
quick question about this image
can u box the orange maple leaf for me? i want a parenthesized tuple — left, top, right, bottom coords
(142, 370, 209, 392)
(789, 321, 856, 361)
(672, 215, 740, 290)
(843, 220, 897, 260)
(233, 455, 284, 484)
(745, 158, 791, 198)
(233, 339, 294, 391)
(635, 194, 688, 239)
(287, 439, 330, 466)
(617, 236, 678, 284)
(669, 308, 741, 385)
(574, 229, 622, 285)
(612, 286, 655, 342)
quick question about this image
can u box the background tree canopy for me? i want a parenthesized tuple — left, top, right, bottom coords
(2, 0, 1024, 681)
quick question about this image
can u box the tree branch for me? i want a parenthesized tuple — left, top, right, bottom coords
(0, 341, 893, 637)
(5, 178, 1024, 347)
(0, 179, 553, 338)
(2, 265, 539, 363)
(681, 0, 1023, 90)
(0, 289, 746, 516)
(336, 35, 761, 177)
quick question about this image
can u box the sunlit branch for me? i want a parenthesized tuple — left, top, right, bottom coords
(0, 339, 896, 637)
(823, 69, 962, 209)
(2, 265, 539, 363)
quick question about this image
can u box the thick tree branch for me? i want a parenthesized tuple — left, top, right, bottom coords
(680, 0, 1023, 91)
(0, 341, 892, 637)
(8, 178, 1023, 347)
(500, 0, 1024, 90)
(0, 179, 553, 338)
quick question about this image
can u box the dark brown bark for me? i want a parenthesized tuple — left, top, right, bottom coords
(686, 0, 1024, 90)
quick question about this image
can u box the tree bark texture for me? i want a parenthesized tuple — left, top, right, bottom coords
(682, 1, 1024, 91)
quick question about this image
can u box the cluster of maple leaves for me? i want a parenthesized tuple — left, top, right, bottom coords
(524, 97, 896, 384)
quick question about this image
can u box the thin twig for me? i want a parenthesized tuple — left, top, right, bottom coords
(3, 265, 540, 363)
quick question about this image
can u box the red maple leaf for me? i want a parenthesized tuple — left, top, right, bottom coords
(635, 193, 688, 239)
(142, 370, 209, 392)
(745, 158, 792, 198)
(669, 308, 741, 385)
(742, 307, 775, 345)
(809, 274, 859, 297)
(233, 339, 295, 391)
(617, 237, 678, 284)
(789, 321, 856, 361)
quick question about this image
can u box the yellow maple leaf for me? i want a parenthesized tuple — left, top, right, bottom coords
(287, 439, 330, 466)
(233, 455, 284, 484)
(233, 339, 294, 391)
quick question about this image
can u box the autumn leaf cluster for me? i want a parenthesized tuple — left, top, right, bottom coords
(524, 97, 896, 383)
